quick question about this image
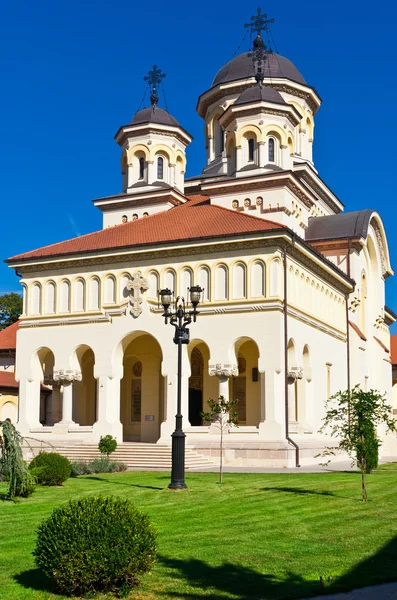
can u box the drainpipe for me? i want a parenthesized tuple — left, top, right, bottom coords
(346, 238, 351, 424)
(283, 237, 300, 467)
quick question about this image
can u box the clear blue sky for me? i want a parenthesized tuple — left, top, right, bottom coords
(1, 1, 396, 326)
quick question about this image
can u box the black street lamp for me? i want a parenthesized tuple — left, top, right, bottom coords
(158, 285, 203, 489)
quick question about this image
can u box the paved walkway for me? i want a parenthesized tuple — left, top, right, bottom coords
(189, 457, 397, 473)
(301, 581, 397, 599)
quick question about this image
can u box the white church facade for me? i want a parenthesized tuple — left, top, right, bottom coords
(7, 14, 396, 466)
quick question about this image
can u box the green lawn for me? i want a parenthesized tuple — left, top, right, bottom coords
(1, 471, 397, 600)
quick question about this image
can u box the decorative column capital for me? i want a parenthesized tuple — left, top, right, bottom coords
(209, 363, 239, 377)
(53, 369, 82, 383)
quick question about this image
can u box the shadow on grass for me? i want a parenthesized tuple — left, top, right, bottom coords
(158, 556, 320, 599)
(83, 476, 163, 490)
(13, 568, 57, 594)
(158, 534, 397, 599)
(260, 486, 338, 497)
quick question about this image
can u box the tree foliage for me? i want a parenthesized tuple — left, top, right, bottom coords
(319, 386, 396, 500)
(0, 420, 35, 498)
(98, 434, 117, 457)
(201, 396, 239, 484)
(0, 292, 22, 330)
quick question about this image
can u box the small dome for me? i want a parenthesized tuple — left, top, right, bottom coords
(212, 52, 306, 87)
(131, 106, 181, 128)
(234, 85, 287, 106)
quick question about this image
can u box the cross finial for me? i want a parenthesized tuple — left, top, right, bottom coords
(144, 65, 166, 107)
(244, 7, 274, 37)
(245, 8, 275, 87)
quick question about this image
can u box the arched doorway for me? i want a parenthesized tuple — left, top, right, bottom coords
(189, 348, 204, 425)
(72, 347, 96, 426)
(37, 347, 55, 425)
(232, 339, 260, 426)
(120, 334, 163, 442)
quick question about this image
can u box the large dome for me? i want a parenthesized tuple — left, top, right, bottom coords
(212, 52, 306, 87)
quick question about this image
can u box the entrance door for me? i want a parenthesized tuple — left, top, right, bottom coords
(189, 347, 204, 425)
(189, 388, 203, 425)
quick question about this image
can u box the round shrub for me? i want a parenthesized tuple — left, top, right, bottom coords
(34, 495, 157, 596)
(29, 451, 71, 486)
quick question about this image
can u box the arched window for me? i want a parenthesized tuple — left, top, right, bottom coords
(44, 281, 56, 314)
(119, 273, 132, 301)
(88, 277, 100, 311)
(198, 266, 210, 301)
(248, 138, 255, 162)
(164, 269, 176, 293)
(147, 271, 159, 299)
(59, 280, 71, 313)
(215, 264, 228, 301)
(269, 259, 281, 297)
(139, 157, 145, 180)
(104, 275, 116, 304)
(214, 120, 224, 156)
(73, 278, 85, 312)
(268, 138, 275, 162)
(180, 268, 193, 296)
(251, 261, 265, 298)
(157, 156, 164, 180)
(22, 284, 27, 315)
(232, 262, 246, 299)
(30, 283, 42, 315)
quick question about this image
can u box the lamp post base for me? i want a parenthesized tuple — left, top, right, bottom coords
(168, 428, 187, 490)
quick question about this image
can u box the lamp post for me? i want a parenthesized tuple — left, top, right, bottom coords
(158, 285, 202, 489)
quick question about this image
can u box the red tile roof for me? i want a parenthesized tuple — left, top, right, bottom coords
(8, 196, 283, 262)
(0, 321, 19, 350)
(0, 370, 18, 390)
(390, 336, 397, 364)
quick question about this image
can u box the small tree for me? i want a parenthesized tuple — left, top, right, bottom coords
(98, 434, 117, 458)
(201, 396, 239, 484)
(319, 386, 396, 501)
(0, 420, 35, 498)
(0, 293, 22, 330)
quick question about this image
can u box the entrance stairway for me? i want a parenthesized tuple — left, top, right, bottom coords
(55, 442, 215, 471)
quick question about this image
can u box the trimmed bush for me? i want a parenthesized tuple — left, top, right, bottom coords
(70, 460, 91, 477)
(29, 451, 71, 486)
(71, 459, 128, 477)
(34, 495, 157, 596)
(98, 434, 117, 457)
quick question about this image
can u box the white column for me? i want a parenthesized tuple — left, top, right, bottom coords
(16, 377, 42, 434)
(92, 375, 122, 441)
(280, 145, 288, 169)
(169, 164, 175, 188)
(258, 369, 285, 440)
(147, 161, 155, 184)
(218, 375, 229, 400)
(258, 142, 265, 167)
(127, 163, 134, 188)
(236, 146, 243, 171)
(60, 382, 74, 425)
(208, 136, 215, 163)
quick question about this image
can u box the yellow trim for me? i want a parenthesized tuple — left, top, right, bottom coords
(126, 144, 150, 162)
(236, 124, 263, 145)
(150, 144, 175, 162)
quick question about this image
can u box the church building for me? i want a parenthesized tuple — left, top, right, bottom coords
(7, 11, 396, 466)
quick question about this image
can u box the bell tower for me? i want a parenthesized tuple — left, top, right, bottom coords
(94, 66, 193, 228)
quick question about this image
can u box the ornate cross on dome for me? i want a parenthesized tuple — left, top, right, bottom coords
(245, 8, 275, 86)
(244, 7, 274, 37)
(144, 65, 166, 107)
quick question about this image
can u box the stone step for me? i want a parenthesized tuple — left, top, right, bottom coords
(54, 443, 214, 471)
